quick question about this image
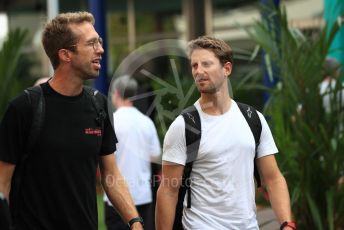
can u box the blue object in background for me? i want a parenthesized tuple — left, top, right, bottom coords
(324, 0, 344, 70)
(89, 0, 109, 95)
(260, 0, 280, 103)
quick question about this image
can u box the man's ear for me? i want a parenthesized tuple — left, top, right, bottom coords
(112, 90, 123, 107)
(58, 49, 72, 63)
(224, 62, 232, 77)
(113, 89, 120, 98)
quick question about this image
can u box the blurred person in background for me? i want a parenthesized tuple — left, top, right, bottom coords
(104, 75, 161, 230)
(320, 57, 344, 113)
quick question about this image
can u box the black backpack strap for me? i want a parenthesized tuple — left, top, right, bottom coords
(24, 85, 45, 156)
(10, 85, 45, 223)
(84, 86, 106, 131)
(237, 102, 262, 187)
(173, 105, 201, 230)
(181, 105, 201, 208)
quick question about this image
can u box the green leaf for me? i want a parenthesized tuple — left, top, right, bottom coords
(0, 28, 29, 117)
(306, 192, 323, 230)
(326, 190, 334, 230)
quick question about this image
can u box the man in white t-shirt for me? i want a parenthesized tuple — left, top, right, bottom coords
(155, 36, 295, 230)
(104, 75, 161, 230)
(320, 57, 344, 114)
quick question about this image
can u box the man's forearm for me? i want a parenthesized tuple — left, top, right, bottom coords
(0, 161, 14, 229)
(102, 173, 138, 224)
(155, 186, 178, 230)
(266, 175, 293, 223)
(99, 155, 142, 229)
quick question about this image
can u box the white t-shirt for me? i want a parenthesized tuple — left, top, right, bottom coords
(104, 107, 161, 206)
(319, 78, 344, 113)
(163, 100, 278, 230)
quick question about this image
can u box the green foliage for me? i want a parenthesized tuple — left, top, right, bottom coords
(246, 2, 344, 229)
(151, 73, 198, 143)
(0, 28, 29, 117)
(97, 193, 106, 230)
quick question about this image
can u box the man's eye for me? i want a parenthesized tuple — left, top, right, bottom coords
(98, 37, 103, 45)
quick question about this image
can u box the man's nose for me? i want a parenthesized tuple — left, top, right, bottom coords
(96, 45, 104, 54)
(194, 65, 205, 75)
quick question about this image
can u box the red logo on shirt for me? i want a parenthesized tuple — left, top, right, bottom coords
(85, 128, 102, 136)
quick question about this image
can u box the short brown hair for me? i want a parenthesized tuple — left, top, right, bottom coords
(187, 36, 233, 66)
(42, 11, 95, 69)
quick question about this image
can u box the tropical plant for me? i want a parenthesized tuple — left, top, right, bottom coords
(150, 72, 198, 142)
(0, 28, 29, 117)
(245, 1, 344, 229)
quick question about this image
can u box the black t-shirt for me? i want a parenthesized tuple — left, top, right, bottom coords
(0, 82, 117, 230)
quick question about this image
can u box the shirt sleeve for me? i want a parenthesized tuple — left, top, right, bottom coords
(0, 94, 31, 164)
(256, 112, 278, 158)
(162, 115, 187, 165)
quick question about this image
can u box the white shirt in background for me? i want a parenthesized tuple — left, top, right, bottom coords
(104, 107, 161, 206)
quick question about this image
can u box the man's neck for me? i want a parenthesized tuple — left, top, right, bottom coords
(49, 70, 84, 96)
(199, 92, 232, 115)
(116, 99, 134, 108)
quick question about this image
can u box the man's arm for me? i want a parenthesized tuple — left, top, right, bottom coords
(0, 161, 15, 201)
(256, 155, 295, 229)
(0, 161, 15, 229)
(99, 154, 142, 230)
(155, 161, 184, 230)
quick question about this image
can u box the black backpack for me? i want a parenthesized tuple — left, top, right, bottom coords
(173, 102, 262, 230)
(9, 84, 106, 223)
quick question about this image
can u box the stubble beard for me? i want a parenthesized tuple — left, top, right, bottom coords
(74, 62, 100, 80)
(196, 81, 217, 94)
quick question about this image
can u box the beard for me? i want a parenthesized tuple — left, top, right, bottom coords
(195, 76, 217, 94)
(194, 74, 228, 94)
(72, 61, 100, 80)
(196, 83, 217, 94)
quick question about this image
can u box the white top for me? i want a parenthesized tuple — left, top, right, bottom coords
(163, 100, 278, 230)
(319, 78, 344, 113)
(104, 107, 161, 205)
